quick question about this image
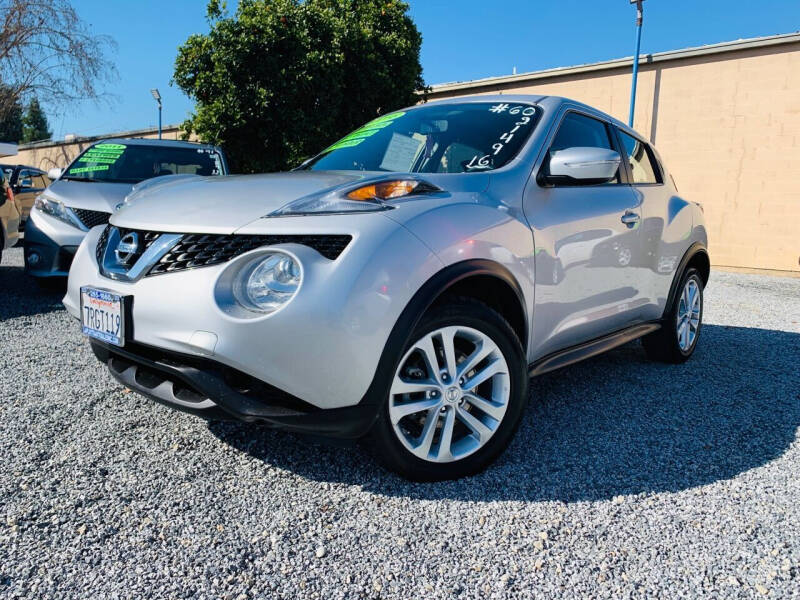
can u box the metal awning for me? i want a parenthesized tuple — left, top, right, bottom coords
(0, 142, 18, 158)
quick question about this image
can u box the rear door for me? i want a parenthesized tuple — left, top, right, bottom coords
(613, 128, 691, 322)
(524, 109, 646, 359)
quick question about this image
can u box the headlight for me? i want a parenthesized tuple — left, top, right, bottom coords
(34, 195, 82, 228)
(270, 179, 441, 216)
(233, 252, 302, 313)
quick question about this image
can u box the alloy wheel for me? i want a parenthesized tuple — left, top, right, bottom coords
(388, 326, 511, 463)
(676, 278, 701, 351)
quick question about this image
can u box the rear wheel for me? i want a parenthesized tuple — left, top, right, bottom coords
(369, 297, 528, 481)
(643, 267, 704, 363)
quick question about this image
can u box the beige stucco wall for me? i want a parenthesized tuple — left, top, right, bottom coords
(5, 126, 192, 173)
(429, 41, 800, 273)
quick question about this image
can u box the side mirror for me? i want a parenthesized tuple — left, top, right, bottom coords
(542, 147, 621, 186)
(47, 168, 63, 180)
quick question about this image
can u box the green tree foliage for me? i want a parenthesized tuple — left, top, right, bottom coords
(174, 0, 426, 173)
(21, 98, 52, 143)
(0, 91, 22, 143)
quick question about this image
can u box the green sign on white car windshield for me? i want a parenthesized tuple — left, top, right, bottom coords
(65, 143, 224, 184)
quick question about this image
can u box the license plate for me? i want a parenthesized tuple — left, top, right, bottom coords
(80, 287, 127, 347)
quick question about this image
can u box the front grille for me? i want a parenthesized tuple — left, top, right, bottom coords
(95, 225, 111, 263)
(73, 208, 111, 229)
(149, 233, 352, 275)
(95, 227, 352, 276)
(95, 226, 162, 265)
(119, 228, 162, 254)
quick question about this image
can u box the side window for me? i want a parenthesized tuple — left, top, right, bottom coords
(17, 169, 33, 187)
(618, 131, 661, 184)
(549, 112, 619, 184)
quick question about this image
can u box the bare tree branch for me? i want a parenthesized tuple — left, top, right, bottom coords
(0, 0, 117, 122)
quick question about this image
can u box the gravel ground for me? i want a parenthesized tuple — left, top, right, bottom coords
(1, 244, 799, 599)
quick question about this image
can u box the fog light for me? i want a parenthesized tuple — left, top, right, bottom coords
(27, 252, 41, 265)
(233, 252, 302, 314)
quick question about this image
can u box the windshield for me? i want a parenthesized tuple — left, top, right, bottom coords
(303, 102, 539, 173)
(63, 143, 224, 183)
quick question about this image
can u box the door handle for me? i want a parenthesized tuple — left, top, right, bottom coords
(621, 211, 640, 226)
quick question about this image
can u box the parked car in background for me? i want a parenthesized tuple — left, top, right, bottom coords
(64, 96, 709, 480)
(25, 138, 227, 279)
(0, 164, 51, 230)
(0, 170, 21, 264)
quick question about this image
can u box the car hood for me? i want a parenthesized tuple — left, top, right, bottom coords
(45, 179, 133, 213)
(111, 172, 369, 233)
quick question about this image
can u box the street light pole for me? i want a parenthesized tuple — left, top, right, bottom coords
(150, 89, 162, 139)
(628, 0, 644, 127)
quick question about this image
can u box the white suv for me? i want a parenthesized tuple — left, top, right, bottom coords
(64, 96, 709, 480)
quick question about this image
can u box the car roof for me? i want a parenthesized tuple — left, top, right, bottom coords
(94, 138, 219, 150)
(415, 94, 639, 139)
(0, 163, 42, 171)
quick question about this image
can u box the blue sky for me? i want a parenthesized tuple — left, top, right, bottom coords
(51, 0, 800, 139)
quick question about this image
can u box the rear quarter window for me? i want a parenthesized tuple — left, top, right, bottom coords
(618, 130, 662, 184)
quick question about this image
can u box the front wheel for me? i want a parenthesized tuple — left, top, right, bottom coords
(369, 297, 528, 481)
(643, 267, 704, 363)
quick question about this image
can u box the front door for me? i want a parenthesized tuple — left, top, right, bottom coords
(524, 110, 646, 360)
(15, 169, 50, 227)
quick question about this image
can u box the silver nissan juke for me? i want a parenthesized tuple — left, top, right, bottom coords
(63, 95, 709, 481)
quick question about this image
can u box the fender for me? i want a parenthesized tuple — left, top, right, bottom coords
(663, 242, 709, 320)
(356, 259, 527, 418)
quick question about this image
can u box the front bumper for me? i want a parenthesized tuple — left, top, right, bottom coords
(64, 217, 443, 412)
(24, 209, 86, 277)
(90, 339, 379, 438)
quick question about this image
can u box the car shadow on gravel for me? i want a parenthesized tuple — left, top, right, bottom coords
(0, 263, 66, 320)
(209, 323, 800, 502)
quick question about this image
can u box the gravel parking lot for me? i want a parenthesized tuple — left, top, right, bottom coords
(1, 244, 799, 599)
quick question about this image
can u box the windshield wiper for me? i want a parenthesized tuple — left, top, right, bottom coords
(61, 176, 102, 182)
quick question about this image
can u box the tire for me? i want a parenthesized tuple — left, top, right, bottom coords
(369, 296, 528, 481)
(643, 267, 704, 363)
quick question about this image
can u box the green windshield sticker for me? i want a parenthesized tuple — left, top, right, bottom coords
(85, 147, 124, 154)
(368, 112, 405, 126)
(78, 157, 118, 164)
(71, 144, 126, 173)
(68, 165, 110, 174)
(82, 151, 122, 158)
(325, 138, 369, 152)
(324, 112, 406, 153)
(339, 128, 381, 144)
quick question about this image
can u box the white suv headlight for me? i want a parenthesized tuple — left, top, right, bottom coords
(233, 252, 302, 313)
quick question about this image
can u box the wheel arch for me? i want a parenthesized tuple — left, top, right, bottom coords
(663, 242, 710, 320)
(357, 259, 528, 414)
(422, 260, 528, 349)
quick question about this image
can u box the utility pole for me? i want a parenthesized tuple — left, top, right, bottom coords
(150, 89, 162, 139)
(628, 0, 645, 127)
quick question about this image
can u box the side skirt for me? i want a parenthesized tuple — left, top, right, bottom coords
(528, 322, 661, 377)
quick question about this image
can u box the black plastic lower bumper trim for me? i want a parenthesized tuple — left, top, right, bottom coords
(90, 340, 378, 439)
